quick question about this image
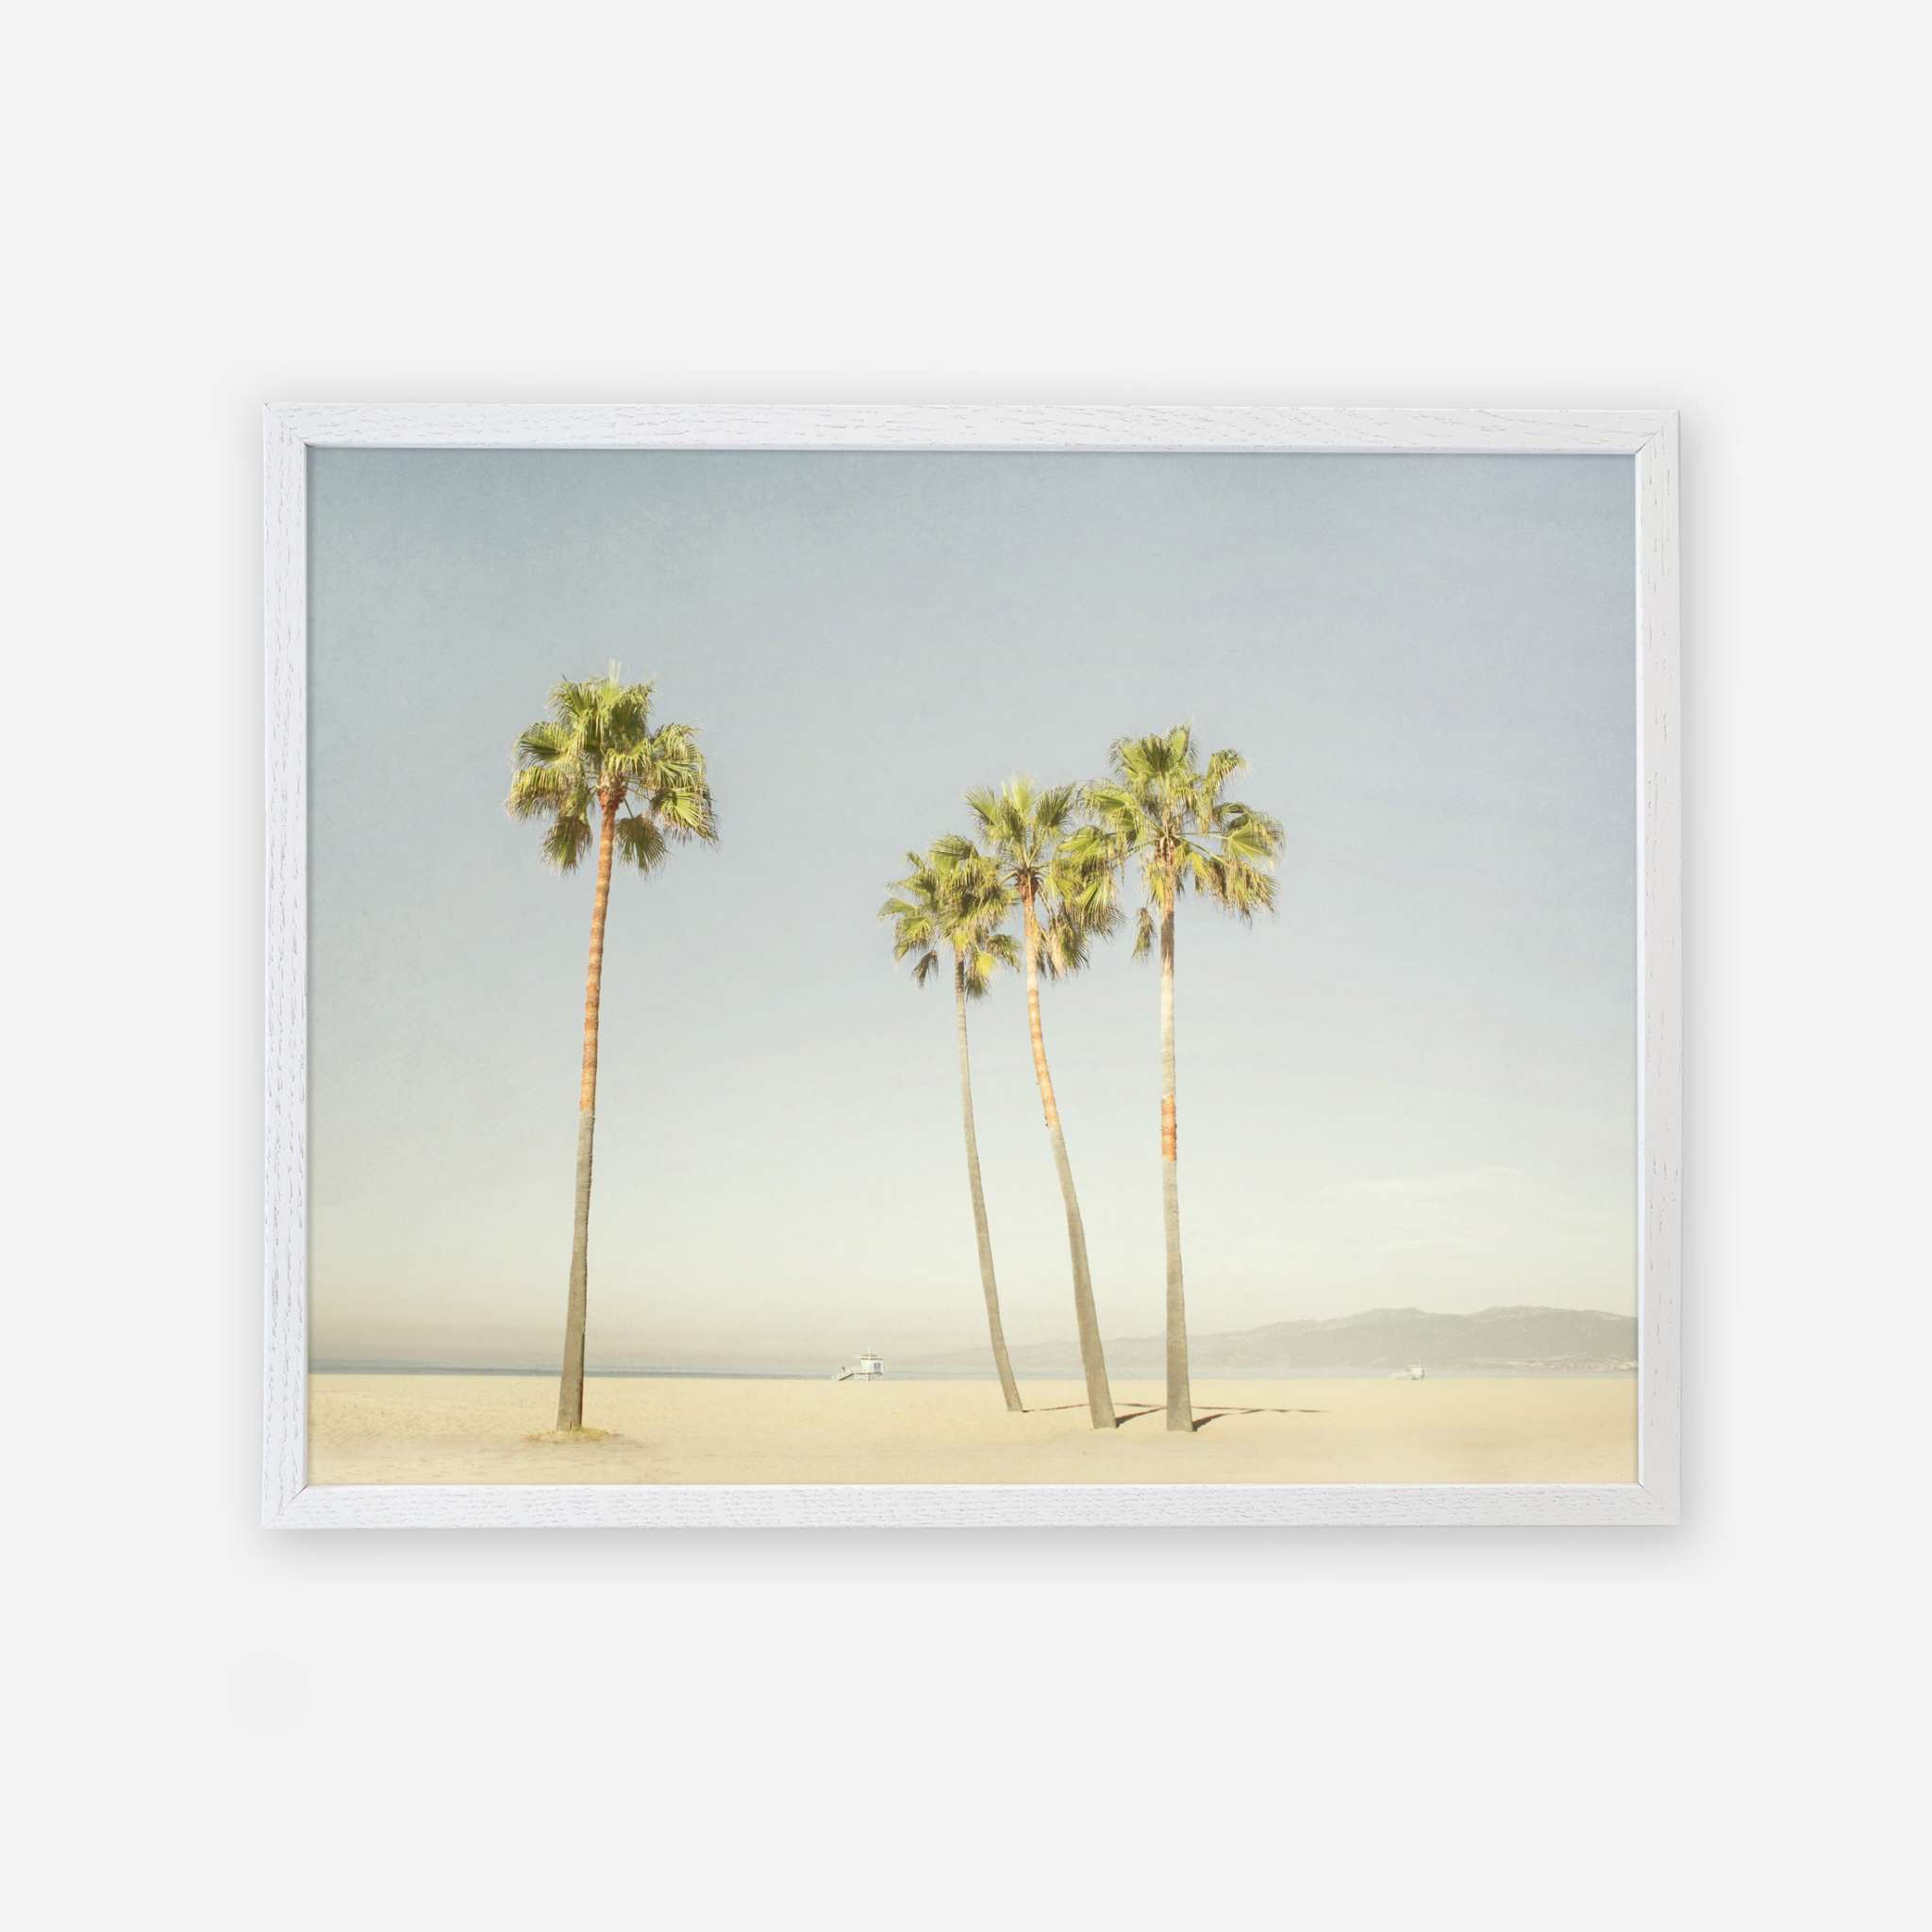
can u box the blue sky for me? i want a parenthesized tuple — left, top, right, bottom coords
(308, 450, 1635, 1368)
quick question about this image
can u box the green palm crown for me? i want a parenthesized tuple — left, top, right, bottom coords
(506, 667, 718, 869)
(1072, 725, 1283, 953)
(955, 776, 1119, 974)
(880, 841, 1021, 996)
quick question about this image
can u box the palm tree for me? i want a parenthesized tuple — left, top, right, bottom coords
(1076, 727, 1282, 1432)
(880, 841, 1025, 1411)
(507, 668, 717, 1432)
(957, 779, 1119, 1429)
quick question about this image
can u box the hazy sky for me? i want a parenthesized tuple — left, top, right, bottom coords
(308, 450, 1635, 1369)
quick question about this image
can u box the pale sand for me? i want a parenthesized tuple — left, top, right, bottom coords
(308, 1374, 1636, 1486)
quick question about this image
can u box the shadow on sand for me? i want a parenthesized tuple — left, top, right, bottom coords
(1190, 1405, 1325, 1431)
(1029, 1401, 1325, 1431)
(1031, 1402, 1162, 1425)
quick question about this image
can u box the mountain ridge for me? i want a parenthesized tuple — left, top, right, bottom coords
(911, 1304, 1637, 1375)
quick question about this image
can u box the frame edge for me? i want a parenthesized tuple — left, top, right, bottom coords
(263, 408, 310, 1524)
(1635, 413, 1682, 1524)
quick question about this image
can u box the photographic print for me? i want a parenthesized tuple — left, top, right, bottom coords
(280, 419, 1666, 1519)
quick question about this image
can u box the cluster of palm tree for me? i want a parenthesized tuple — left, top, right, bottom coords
(504, 667, 1283, 1443)
(882, 727, 1284, 1432)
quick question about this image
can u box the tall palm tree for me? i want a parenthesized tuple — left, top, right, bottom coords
(507, 669, 717, 1433)
(957, 779, 1119, 1430)
(1076, 727, 1282, 1432)
(880, 841, 1025, 1411)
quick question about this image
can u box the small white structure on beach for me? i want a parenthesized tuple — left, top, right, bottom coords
(835, 1351, 885, 1382)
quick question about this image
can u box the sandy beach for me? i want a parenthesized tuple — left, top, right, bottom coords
(308, 1373, 1636, 1486)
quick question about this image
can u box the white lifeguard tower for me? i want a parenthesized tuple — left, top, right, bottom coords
(836, 1351, 885, 1382)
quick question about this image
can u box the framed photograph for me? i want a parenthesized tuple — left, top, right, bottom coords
(264, 405, 1678, 1527)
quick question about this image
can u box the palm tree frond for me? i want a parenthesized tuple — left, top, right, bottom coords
(1217, 801, 1285, 863)
(930, 831, 978, 867)
(1031, 782, 1078, 836)
(613, 812, 669, 874)
(507, 759, 575, 819)
(891, 914, 940, 959)
(601, 681, 655, 748)
(541, 811, 593, 873)
(513, 719, 575, 769)
(1039, 907, 1095, 979)
(1202, 745, 1245, 799)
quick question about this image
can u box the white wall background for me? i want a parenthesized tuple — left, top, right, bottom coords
(8, 3, 1923, 1926)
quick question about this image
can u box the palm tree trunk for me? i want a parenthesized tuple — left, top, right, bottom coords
(1159, 894, 1191, 1431)
(955, 958, 1023, 1412)
(558, 794, 618, 1431)
(1021, 887, 1115, 1429)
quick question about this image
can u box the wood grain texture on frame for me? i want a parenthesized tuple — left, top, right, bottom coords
(263, 404, 1680, 1529)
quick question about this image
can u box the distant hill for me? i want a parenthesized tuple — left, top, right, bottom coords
(912, 1306, 1637, 1376)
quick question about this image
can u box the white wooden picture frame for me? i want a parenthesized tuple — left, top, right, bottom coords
(264, 405, 1679, 1528)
